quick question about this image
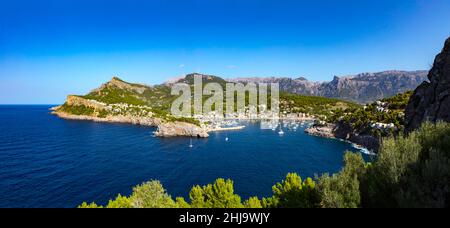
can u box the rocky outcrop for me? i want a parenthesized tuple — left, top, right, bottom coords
(229, 70, 428, 104)
(54, 109, 208, 138)
(91, 77, 147, 95)
(333, 121, 380, 152)
(305, 121, 380, 152)
(405, 37, 450, 132)
(52, 111, 161, 126)
(154, 122, 209, 138)
(304, 123, 335, 138)
(54, 77, 211, 138)
(333, 121, 380, 151)
(66, 95, 107, 110)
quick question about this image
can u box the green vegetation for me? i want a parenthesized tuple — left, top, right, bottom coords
(262, 173, 320, 208)
(83, 87, 147, 106)
(79, 122, 450, 208)
(165, 116, 201, 126)
(80, 179, 260, 208)
(329, 91, 413, 137)
(63, 76, 361, 125)
(180, 73, 228, 88)
(381, 90, 413, 110)
(318, 121, 450, 208)
(59, 103, 95, 116)
(280, 92, 360, 119)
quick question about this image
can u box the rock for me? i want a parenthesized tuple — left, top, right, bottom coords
(304, 123, 336, 138)
(229, 70, 428, 104)
(66, 95, 107, 110)
(346, 135, 380, 152)
(91, 77, 147, 95)
(154, 121, 209, 138)
(405, 37, 450, 131)
(305, 122, 379, 152)
(333, 121, 353, 140)
(53, 110, 208, 138)
(333, 121, 380, 152)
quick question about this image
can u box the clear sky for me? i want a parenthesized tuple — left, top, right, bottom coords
(1, 0, 450, 104)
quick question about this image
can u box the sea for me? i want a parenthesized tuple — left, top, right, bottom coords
(0, 105, 372, 208)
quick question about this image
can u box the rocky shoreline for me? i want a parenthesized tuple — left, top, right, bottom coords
(51, 110, 209, 138)
(53, 101, 381, 151)
(305, 122, 379, 153)
(52, 110, 161, 126)
(304, 123, 336, 138)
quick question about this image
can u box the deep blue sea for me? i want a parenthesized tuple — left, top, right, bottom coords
(0, 105, 371, 208)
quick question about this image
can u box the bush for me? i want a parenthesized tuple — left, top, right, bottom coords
(363, 121, 450, 208)
(318, 153, 366, 208)
(59, 103, 95, 116)
(188, 178, 243, 208)
(263, 173, 320, 208)
(129, 181, 176, 208)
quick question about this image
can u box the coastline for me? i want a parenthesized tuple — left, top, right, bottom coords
(51, 110, 161, 127)
(52, 107, 375, 154)
(304, 123, 377, 154)
(51, 110, 209, 138)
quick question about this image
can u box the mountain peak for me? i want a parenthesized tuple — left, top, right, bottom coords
(111, 76, 124, 82)
(178, 73, 228, 85)
(108, 76, 132, 87)
(296, 76, 308, 81)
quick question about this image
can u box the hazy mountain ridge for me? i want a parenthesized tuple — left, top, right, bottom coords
(228, 70, 428, 104)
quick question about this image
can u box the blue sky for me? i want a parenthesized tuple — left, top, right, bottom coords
(1, 0, 450, 104)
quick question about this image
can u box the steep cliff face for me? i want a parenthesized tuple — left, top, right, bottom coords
(230, 77, 321, 96)
(229, 70, 428, 104)
(54, 77, 205, 138)
(154, 121, 209, 138)
(405, 37, 450, 132)
(317, 71, 427, 104)
(66, 95, 107, 110)
(90, 77, 147, 95)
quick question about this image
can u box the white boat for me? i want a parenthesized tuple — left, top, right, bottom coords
(189, 138, 193, 148)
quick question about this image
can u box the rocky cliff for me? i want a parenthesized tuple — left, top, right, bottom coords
(306, 121, 380, 152)
(53, 77, 207, 138)
(154, 122, 209, 138)
(229, 70, 428, 104)
(405, 37, 450, 132)
(66, 95, 108, 110)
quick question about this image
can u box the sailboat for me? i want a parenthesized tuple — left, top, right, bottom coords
(225, 133, 229, 142)
(278, 125, 285, 135)
(189, 138, 193, 148)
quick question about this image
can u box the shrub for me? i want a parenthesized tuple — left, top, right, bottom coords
(129, 181, 176, 208)
(263, 173, 320, 208)
(188, 178, 243, 208)
(318, 153, 365, 208)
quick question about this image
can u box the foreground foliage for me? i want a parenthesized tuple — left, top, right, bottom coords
(80, 122, 450, 208)
(329, 91, 413, 138)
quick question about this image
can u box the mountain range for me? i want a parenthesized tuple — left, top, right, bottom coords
(227, 70, 428, 104)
